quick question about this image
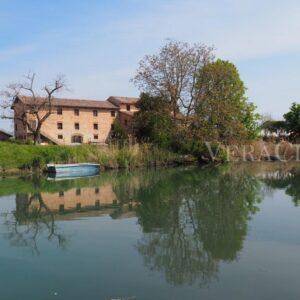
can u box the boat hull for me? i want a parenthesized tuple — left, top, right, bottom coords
(47, 163, 100, 179)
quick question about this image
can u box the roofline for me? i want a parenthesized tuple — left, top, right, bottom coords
(0, 130, 13, 137)
(14, 96, 119, 110)
(107, 96, 139, 104)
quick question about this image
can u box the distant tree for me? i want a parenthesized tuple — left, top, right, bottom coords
(0, 73, 66, 144)
(134, 93, 174, 148)
(261, 120, 286, 138)
(132, 40, 214, 124)
(260, 113, 273, 125)
(193, 60, 260, 144)
(283, 102, 300, 141)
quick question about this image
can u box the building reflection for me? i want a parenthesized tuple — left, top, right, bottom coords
(5, 177, 137, 255)
(15, 183, 136, 221)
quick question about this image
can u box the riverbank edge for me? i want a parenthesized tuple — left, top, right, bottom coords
(0, 142, 197, 176)
(1, 141, 300, 176)
(0, 160, 198, 177)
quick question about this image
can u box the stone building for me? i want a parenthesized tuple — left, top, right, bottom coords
(0, 130, 12, 141)
(12, 95, 139, 145)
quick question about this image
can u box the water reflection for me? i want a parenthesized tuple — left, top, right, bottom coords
(260, 165, 300, 206)
(1, 174, 136, 255)
(1, 163, 300, 287)
(3, 193, 67, 255)
(135, 166, 262, 286)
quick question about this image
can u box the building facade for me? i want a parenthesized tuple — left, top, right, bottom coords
(13, 95, 139, 145)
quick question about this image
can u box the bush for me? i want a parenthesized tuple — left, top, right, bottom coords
(181, 141, 227, 163)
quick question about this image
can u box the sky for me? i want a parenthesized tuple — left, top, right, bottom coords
(1, 0, 300, 132)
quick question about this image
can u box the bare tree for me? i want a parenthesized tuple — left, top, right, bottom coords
(132, 40, 214, 124)
(0, 73, 66, 144)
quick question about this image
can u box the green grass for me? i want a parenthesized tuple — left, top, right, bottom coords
(0, 142, 193, 172)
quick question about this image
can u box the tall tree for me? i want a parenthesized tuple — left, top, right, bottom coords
(283, 102, 300, 141)
(194, 60, 260, 144)
(132, 40, 214, 124)
(1, 73, 66, 144)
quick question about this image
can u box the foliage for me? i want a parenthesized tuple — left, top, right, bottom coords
(134, 93, 175, 148)
(132, 40, 214, 123)
(110, 122, 128, 146)
(283, 102, 300, 140)
(242, 102, 261, 140)
(261, 120, 286, 132)
(194, 59, 260, 144)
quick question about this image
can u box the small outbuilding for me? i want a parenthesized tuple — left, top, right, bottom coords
(0, 130, 12, 141)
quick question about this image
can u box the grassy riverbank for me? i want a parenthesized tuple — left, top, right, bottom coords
(0, 142, 195, 175)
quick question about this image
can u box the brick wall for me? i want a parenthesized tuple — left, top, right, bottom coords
(14, 104, 118, 145)
(41, 107, 117, 144)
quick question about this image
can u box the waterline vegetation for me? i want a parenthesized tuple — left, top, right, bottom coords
(0, 142, 193, 175)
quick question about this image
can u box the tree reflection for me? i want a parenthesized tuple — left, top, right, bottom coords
(135, 166, 262, 287)
(262, 168, 300, 206)
(3, 192, 67, 255)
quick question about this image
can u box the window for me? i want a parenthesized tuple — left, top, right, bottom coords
(95, 188, 99, 194)
(57, 107, 62, 115)
(57, 122, 63, 130)
(94, 134, 98, 140)
(74, 109, 79, 116)
(111, 111, 116, 117)
(76, 188, 81, 196)
(59, 191, 64, 197)
(58, 134, 63, 140)
(126, 105, 131, 111)
(71, 135, 83, 143)
(75, 123, 80, 130)
(124, 120, 128, 126)
(93, 123, 98, 130)
(93, 110, 98, 117)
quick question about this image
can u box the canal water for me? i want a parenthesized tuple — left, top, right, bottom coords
(0, 163, 300, 300)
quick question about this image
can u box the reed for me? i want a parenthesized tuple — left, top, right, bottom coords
(0, 142, 192, 174)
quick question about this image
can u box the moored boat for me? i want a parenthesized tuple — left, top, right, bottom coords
(47, 163, 100, 178)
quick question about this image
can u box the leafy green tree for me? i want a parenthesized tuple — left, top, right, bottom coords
(134, 93, 174, 148)
(283, 102, 300, 140)
(194, 60, 260, 144)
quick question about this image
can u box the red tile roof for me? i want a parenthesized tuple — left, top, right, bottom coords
(107, 96, 139, 105)
(16, 96, 119, 110)
(0, 130, 12, 137)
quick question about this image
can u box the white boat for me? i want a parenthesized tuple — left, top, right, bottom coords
(47, 163, 100, 178)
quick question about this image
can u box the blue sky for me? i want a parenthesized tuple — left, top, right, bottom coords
(1, 0, 300, 132)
